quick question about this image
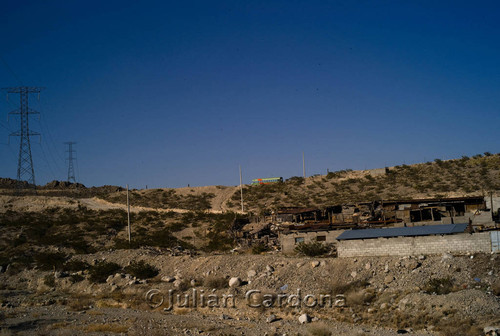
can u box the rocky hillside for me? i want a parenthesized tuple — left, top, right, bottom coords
(228, 153, 500, 214)
(1, 249, 499, 335)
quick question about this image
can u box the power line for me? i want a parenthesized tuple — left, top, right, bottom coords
(0, 54, 22, 86)
(36, 141, 58, 181)
(35, 119, 65, 177)
(2, 86, 44, 189)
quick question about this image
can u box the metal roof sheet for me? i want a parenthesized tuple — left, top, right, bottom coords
(336, 224, 468, 240)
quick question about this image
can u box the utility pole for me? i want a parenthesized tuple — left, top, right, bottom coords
(127, 184, 131, 244)
(302, 152, 306, 178)
(3, 86, 44, 189)
(239, 165, 244, 212)
(64, 141, 77, 183)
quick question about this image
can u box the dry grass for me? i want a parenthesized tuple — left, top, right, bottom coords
(435, 317, 482, 336)
(345, 288, 375, 306)
(66, 296, 94, 311)
(173, 307, 190, 315)
(50, 322, 69, 329)
(307, 323, 332, 336)
(203, 276, 228, 289)
(85, 323, 129, 333)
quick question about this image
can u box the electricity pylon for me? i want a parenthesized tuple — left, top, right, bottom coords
(3, 86, 44, 189)
(64, 141, 77, 183)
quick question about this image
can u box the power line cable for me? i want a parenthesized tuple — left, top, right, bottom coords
(36, 141, 58, 181)
(35, 119, 64, 176)
(0, 54, 22, 86)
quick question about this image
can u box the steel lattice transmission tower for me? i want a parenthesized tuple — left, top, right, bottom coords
(3, 87, 44, 188)
(64, 141, 77, 183)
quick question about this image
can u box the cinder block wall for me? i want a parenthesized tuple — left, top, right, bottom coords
(280, 230, 344, 254)
(337, 232, 493, 258)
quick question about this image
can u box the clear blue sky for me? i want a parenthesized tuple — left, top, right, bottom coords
(1, 1, 499, 188)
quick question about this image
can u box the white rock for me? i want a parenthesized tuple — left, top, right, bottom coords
(161, 276, 175, 283)
(247, 270, 257, 278)
(266, 265, 274, 272)
(350, 271, 357, 279)
(229, 277, 241, 288)
(311, 261, 320, 268)
(298, 313, 310, 324)
(266, 314, 277, 323)
(441, 253, 453, 261)
(365, 262, 371, 270)
(484, 326, 500, 335)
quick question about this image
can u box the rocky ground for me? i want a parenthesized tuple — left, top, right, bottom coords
(1, 251, 499, 335)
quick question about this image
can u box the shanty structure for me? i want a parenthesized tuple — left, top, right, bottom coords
(336, 224, 498, 257)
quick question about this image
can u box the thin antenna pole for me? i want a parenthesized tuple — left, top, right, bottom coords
(127, 184, 131, 243)
(302, 152, 306, 178)
(239, 165, 244, 212)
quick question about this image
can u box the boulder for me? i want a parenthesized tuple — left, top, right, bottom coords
(384, 275, 394, 284)
(247, 270, 257, 278)
(228, 277, 241, 288)
(299, 313, 310, 324)
(161, 276, 175, 283)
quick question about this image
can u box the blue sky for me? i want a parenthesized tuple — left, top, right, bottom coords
(1, 1, 499, 188)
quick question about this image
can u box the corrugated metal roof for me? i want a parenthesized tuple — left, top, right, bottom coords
(336, 224, 468, 240)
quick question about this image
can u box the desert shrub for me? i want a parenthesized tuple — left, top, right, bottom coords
(307, 324, 332, 336)
(345, 288, 375, 306)
(308, 323, 332, 336)
(169, 221, 188, 232)
(123, 260, 158, 279)
(63, 259, 90, 272)
(251, 242, 268, 254)
(326, 278, 369, 295)
(67, 296, 94, 311)
(203, 276, 228, 289)
(88, 261, 122, 283)
(424, 277, 454, 295)
(294, 241, 329, 256)
(286, 176, 305, 185)
(491, 280, 500, 296)
(43, 274, 55, 287)
(34, 252, 68, 271)
(69, 274, 85, 283)
(176, 279, 191, 291)
(203, 233, 234, 251)
(435, 317, 481, 336)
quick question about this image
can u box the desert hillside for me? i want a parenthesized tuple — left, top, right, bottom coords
(1, 154, 500, 335)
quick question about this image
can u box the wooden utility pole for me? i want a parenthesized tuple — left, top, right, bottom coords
(302, 152, 306, 178)
(239, 165, 244, 212)
(490, 191, 494, 221)
(127, 184, 131, 243)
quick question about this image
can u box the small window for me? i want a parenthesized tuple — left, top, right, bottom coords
(295, 237, 305, 244)
(316, 236, 326, 241)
